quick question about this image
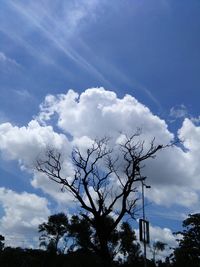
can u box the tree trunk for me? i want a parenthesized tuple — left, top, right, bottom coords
(96, 228, 112, 267)
(99, 238, 111, 267)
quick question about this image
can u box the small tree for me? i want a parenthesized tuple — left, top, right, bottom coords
(38, 213, 68, 253)
(36, 133, 165, 265)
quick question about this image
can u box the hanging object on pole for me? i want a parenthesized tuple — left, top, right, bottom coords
(139, 219, 150, 244)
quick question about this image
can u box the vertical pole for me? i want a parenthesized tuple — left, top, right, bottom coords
(142, 181, 147, 267)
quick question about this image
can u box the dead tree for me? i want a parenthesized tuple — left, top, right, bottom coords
(36, 133, 165, 265)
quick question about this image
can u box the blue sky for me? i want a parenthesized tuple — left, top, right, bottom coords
(0, 0, 200, 256)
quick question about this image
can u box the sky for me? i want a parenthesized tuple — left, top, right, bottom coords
(0, 0, 200, 259)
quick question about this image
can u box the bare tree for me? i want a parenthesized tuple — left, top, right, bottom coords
(36, 133, 165, 266)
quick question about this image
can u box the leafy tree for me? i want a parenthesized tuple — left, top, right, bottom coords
(38, 213, 68, 253)
(36, 133, 165, 266)
(172, 213, 200, 267)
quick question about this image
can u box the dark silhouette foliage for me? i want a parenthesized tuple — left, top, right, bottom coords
(0, 234, 5, 251)
(38, 213, 68, 253)
(152, 241, 166, 263)
(119, 222, 141, 264)
(39, 212, 142, 265)
(171, 213, 200, 267)
(67, 215, 93, 252)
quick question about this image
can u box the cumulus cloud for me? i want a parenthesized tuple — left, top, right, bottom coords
(1, 87, 200, 210)
(0, 119, 73, 204)
(31, 172, 75, 204)
(0, 188, 50, 247)
(36, 87, 200, 207)
(0, 120, 69, 164)
(38, 88, 173, 143)
(148, 225, 177, 260)
(147, 185, 198, 207)
(1, 86, 200, 250)
(179, 118, 200, 151)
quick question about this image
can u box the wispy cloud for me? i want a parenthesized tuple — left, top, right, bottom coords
(169, 104, 200, 126)
(1, 0, 163, 107)
(5, 0, 112, 87)
(78, 39, 162, 109)
(170, 104, 188, 119)
(13, 89, 33, 100)
(0, 27, 73, 78)
(0, 52, 20, 67)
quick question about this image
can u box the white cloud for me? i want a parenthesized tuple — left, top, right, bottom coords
(179, 118, 200, 151)
(1, 88, 200, 210)
(147, 185, 198, 207)
(39, 88, 173, 143)
(0, 187, 50, 248)
(1, 87, 200, 250)
(0, 120, 69, 165)
(31, 172, 75, 205)
(0, 119, 73, 204)
(37, 88, 200, 207)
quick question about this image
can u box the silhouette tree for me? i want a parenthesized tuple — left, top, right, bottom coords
(172, 213, 200, 267)
(119, 222, 141, 264)
(36, 133, 165, 266)
(67, 215, 93, 252)
(152, 241, 166, 264)
(38, 213, 68, 254)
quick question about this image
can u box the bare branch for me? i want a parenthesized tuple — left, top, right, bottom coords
(35, 133, 168, 262)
